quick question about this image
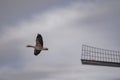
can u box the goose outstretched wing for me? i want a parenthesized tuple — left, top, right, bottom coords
(36, 34, 43, 47)
(34, 34, 43, 56)
(34, 49, 40, 56)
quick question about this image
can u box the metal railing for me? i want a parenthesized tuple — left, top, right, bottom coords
(81, 44, 120, 67)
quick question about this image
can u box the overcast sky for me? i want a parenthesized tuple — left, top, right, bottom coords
(0, 0, 120, 80)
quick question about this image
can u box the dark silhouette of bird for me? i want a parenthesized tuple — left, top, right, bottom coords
(26, 34, 48, 56)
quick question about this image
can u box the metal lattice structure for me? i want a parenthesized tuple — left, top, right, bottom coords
(81, 44, 120, 67)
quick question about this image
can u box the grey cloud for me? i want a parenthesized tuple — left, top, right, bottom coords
(0, 65, 120, 80)
(0, 69, 50, 80)
(72, 0, 120, 50)
(0, 0, 120, 80)
(0, 39, 26, 69)
(0, 0, 71, 29)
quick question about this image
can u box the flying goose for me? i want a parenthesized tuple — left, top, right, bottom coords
(26, 34, 48, 56)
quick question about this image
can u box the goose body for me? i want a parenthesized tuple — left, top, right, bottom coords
(27, 34, 48, 56)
